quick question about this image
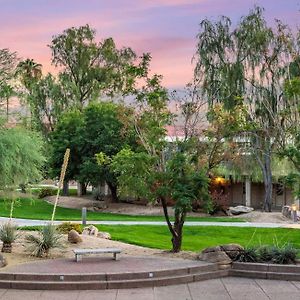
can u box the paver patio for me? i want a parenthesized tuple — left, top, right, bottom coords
(0, 278, 299, 299)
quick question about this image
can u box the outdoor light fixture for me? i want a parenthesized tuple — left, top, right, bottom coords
(292, 204, 297, 211)
(214, 177, 226, 185)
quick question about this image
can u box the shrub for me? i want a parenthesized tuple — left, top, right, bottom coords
(234, 244, 298, 264)
(256, 245, 273, 262)
(270, 244, 297, 264)
(57, 222, 82, 234)
(235, 246, 258, 262)
(25, 224, 64, 257)
(0, 222, 19, 253)
(36, 187, 56, 198)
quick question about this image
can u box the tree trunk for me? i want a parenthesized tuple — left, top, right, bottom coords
(80, 182, 87, 196)
(262, 142, 273, 212)
(62, 180, 69, 196)
(107, 181, 119, 203)
(160, 196, 185, 253)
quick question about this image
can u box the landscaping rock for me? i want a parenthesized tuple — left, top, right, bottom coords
(198, 250, 231, 265)
(220, 244, 244, 260)
(82, 225, 98, 236)
(282, 205, 291, 218)
(198, 244, 244, 265)
(229, 205, 254, 215)
(68, 230, 82, 244)
(97, 232, 111, 240)
(0, 254, 7, 268)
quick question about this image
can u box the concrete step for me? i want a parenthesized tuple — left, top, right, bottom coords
(232, 262, 300, 273)
(230, 262, 300, 281)
(0, 269, 228, 290)
(0, 264, 218, 282)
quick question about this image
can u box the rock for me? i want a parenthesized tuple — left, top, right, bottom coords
(198, 244, 244, 265)
(282, 206, 291, 218)
(96, 202, 108, 209)
(97, 232, 111, 240)
(0, 254, 7, 268)
(198, 250, 231, 265)
(229, 205, 254, 215)
(220, 244, 244, 260)
(82, 225, 99, 236)
(68, 230, 82, 244)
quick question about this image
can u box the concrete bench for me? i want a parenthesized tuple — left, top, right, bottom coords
(73, 248, 121, 262)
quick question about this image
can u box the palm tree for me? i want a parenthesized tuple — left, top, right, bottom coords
(16, 58, 42, 88)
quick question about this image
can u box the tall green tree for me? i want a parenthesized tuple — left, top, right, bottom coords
(49, 102, 136, 198)
(194, 7, 294, 211)
(99, 76, 210, 252)
(16, 58, 42, 88)
(49, 24, 150, 108)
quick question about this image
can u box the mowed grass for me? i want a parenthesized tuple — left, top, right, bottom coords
(0, 198, 244, 222)
(96, 225, 300, 251)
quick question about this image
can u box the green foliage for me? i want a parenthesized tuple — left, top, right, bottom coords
(0, 222, 18, 244)
(235, 246, 258, 263)
(49, 24, 150, 107)
(0, 126, 45, 189)
(57, 222, 82, 234)
(36, 187, 57, 199)
(235, 244, 298, 264)
(25, 224, 64, 257)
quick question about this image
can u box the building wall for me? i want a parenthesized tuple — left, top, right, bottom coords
(229, 181, 294, 209)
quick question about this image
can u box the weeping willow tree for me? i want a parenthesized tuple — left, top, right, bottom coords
(194, 6, 294, 211)
(0, 123, 45, 217)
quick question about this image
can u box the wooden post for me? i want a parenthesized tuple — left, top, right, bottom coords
(51, 148, 70, 223)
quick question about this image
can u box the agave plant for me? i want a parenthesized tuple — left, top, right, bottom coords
(25, 224, 64, 257)
(0, 222, 19, 253)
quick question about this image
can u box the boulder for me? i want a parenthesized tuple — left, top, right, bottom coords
(0, 254, 7, 268)
(198, 250, 231, 265)
(229, 206, 254, 215)
(97, 232, 111, 240)
(68, 230, 82, 244)
(198, 244, 244, 265)
(82, 225, 99, 236)
(220, 244, 244, 260)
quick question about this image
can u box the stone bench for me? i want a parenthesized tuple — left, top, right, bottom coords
(73, 248, 121, 262)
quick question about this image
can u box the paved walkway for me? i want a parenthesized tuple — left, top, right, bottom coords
(1, 217, 300, 228)
(0, 277, 300, 299)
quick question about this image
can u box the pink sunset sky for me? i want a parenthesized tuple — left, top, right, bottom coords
(1, 0, 299, 89)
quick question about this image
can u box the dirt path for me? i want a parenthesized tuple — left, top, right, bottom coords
(45, 195, 292, 223)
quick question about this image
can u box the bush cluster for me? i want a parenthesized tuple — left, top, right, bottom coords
(56, 222, 82, 234)
(234, 244, 298, 264)
(36, 187, 57, 198)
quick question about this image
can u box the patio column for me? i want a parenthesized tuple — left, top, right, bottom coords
(245, 176, 251, 207)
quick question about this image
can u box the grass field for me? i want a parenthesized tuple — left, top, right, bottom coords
(95, 225, 300, 252)
(0, 198, 245, 222)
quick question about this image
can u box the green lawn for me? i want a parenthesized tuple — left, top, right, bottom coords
(96, 225, 300, 252)
(0, 198, 244, 222)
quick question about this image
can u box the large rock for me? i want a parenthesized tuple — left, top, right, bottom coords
(198, 244, 244, 265)
(198, 249, 231, 265)
(220, 244, 244, 260)
(229, 205, 254, 215)
(0, 254, 7, 268)
(68, 230, 82, 244)
(97, 232, 111, 240)
(82, 225, 99, 236)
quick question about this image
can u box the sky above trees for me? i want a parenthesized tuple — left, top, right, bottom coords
(0, 0, 299, 88)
